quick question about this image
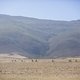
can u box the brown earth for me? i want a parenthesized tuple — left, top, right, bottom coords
(0, 57, 80, 80)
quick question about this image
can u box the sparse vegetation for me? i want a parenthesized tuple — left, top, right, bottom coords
(52, 59, 54, 62)
(35, 59, 37, 62)
(68, 59, 72, 62)
(0, 58, 80, 80)
(32, 59, 34, 62)
(75, 59, 78, 62)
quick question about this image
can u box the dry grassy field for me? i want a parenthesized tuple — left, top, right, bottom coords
(0, 57, 80, 80)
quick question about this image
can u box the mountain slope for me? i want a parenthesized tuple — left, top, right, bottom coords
(0, 14, 80, 58)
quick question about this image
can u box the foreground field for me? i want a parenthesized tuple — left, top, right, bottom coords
(0, 57, 80, 80)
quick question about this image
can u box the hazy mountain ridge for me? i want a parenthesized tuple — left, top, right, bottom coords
(0, 14, 80, 58)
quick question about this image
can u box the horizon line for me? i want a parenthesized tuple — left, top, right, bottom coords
(0, 13, 80, 21)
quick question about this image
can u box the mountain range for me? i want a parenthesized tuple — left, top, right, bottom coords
(0, 14, 80, 58)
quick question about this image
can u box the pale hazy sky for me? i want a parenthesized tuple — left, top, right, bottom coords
(0, 0, 80, 20)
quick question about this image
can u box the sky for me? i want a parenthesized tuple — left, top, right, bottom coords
(0, 0, 80, 21)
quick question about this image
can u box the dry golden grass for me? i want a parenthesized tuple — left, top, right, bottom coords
(0, 58, 80, 80)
